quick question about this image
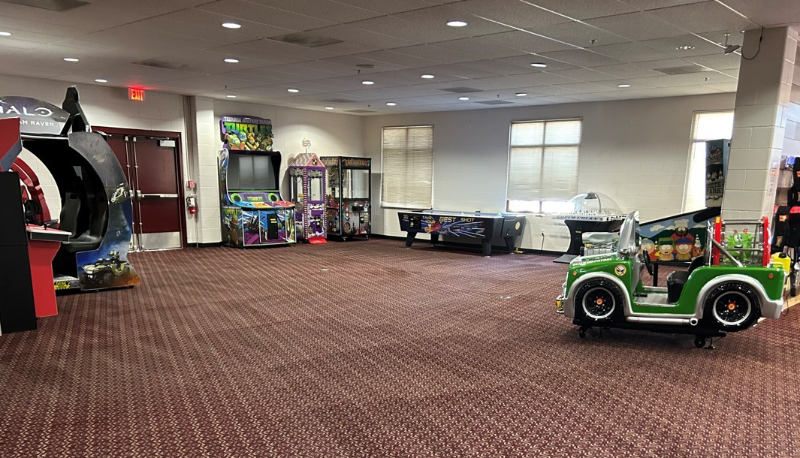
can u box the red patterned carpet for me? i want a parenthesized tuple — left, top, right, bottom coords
(1, 239, 799, 457)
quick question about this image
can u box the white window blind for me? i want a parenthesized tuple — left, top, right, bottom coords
(381, 126, 433, 208)
(507, 119, 582, 212)
(683, 111, 734, 212)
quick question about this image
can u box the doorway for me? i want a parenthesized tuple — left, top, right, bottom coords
(95, 127, 186, 251)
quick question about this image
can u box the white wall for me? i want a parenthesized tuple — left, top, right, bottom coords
(362, 93, 736, 251)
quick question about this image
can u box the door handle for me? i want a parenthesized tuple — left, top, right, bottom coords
(141, 193, 179, 198)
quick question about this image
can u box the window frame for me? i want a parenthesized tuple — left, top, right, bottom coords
(505, 117, 583, 214)
(379, 124, 434, 210)
(682, 110, 734, 212)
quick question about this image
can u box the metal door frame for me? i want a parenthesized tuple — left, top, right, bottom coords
(93, 126, 187, 250)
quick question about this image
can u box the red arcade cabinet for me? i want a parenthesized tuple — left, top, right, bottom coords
(0, 118, 68, 335)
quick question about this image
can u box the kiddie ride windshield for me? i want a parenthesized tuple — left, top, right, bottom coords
(556, 211, 789, 348)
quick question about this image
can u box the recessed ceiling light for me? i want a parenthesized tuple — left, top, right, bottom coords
(676, 45, 695, 50)
(287, 88, 299, 93)
(458, 96, 470, 101)
(224, 58, 239, 63)
(222, 22, 241, 29)
(0, 31, 11, 37)
(325, 106, 334, 110)
(515, 92, 527, 97)
(618, 84, 631, 88)
(362, 80, 374, 85)
(421, 74, 435, 79)
(447, 20, 468, 27)
(94, 78, 108, 83)
(63, 57, 79, 62)
(531, 62, 547, 68)
(226, 95, 237, 98)
(386, 102, 396, 106)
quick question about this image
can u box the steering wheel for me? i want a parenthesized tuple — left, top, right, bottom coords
(641, 251, 654, 277)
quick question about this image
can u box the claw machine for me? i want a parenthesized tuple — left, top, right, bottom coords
(320, 156, 371, 240)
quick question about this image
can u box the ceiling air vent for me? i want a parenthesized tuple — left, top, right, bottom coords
(132, 59, 189, 70)
(0, 0, 87, 11)
(269, 33, 343, 48)
(654, 65, 710, 75)
(324, 99, 356, 104)
(476, 100, 514, 105)
(345, 109, 376, 114)
(439, 87, 483, 93)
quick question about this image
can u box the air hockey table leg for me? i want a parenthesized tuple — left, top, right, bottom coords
(482, 240, 492, 256)
(405, 232, 416, 248)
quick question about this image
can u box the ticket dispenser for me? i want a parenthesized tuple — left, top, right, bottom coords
(0, 171, 37, 334)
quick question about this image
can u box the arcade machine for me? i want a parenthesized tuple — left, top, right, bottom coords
(773, 156, 800, 295)
(0, 117, 71, 335)
(0, 88, 140, 293)
(288, 153, 326, 243)
(398, 210, 526, 256)
(321, 156, 371, 240)
(552, 192, 626, 264)
(219, 115, 295, 247)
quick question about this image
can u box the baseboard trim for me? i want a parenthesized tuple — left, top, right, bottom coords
(368, 233, 562, 256)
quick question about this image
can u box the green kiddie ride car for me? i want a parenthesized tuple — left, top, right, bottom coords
(556, 212, 788, 348)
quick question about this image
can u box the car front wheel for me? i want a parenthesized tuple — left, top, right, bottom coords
(575, 279, 624, 322)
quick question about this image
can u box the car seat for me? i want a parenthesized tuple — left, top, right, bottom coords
(667, 256, 705, 303)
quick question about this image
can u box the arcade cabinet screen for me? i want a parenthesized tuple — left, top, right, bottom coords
(228, 153, 276, 190)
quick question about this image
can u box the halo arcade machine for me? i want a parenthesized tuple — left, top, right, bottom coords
(219, 116, 295, 248)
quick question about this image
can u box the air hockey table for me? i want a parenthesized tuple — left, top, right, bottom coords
(398, 210, 526, 256)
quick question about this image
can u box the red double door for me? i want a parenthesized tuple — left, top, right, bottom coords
(98, 127, 185, 251)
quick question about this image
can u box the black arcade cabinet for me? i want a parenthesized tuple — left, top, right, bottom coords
(0, 172, 37, 334)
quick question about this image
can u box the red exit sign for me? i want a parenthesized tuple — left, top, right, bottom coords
(128, 88, 146, 101)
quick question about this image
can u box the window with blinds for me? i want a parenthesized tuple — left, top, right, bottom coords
(381, 125, 434, 208)
(506, 119, 582, 213)
(683, 111, 734, 212)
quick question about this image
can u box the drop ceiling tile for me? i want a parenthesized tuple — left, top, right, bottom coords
(223, 39, 336, 61)
(590, 42, 676, 63)
(330, 0, 435, 14)
(526, 0, 638, 20)
(546, 68, 617, 82)
(309, 24, 417, 49)
(198, 0, 334, 31)
(318, 55, 408, 72)
(449, 0, 574, 29)
(391, 6, 514, 38)
(640, 35, 724, 57)
(135, 9, 294, 45)
(647, 1, 756, 34)
(246, 0, 379, 22)
(508, 72, 582, 87)
(495, 55, 578, 72)
(155, 52, 277, 75)
(457, 59, 542, 76)
(528, 21, 631, 48)
(619, 0, 712, 10)
(367, 68, 464, 85)
(417, 64, 504, 79)
(65, 23, 221, 58)
(346, 16, 452, 44)
(591, 63, 668, 78)
(538, 49, 625, 67)
(354, 50, 440, 68)
(153, 75, 261, 93)
(592, 78, 658, 89)
(557, 82, 619, 93)
(483, 31, 576, 54)
(719, 0, 800, 28)
(685, 53, 741, 71)
(525, 85, 584, 96)
(66, 63, 205, 87)
(431, 37, 526, 60)
(583, 12, 690, 41)
(629, 72, 737, 88)
(703, 82, 739, 92)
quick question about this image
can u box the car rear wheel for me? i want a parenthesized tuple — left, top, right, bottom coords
(704, 282, 761, 332)
(575, 279, 624, 322)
